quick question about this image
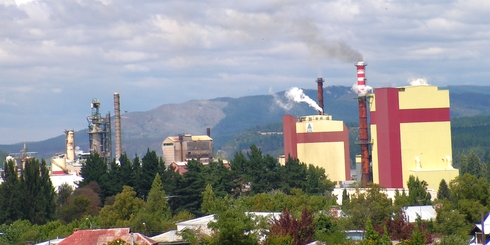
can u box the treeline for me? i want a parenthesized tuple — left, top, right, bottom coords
(3, 144, 490, 244)
(79, 145, 334, 216)
(451, 115, 490, 166)
(0, 145, 335, 243)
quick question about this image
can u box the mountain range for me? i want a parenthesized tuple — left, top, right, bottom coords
(2, 85, 490, 162)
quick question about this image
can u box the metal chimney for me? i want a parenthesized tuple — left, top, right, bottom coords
(355, 61, 371, 186)
(316, 78, 324, 115)
(114, 92, 122, 162)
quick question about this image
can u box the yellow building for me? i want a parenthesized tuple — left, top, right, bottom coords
(370, 85, 459, 190)
(283, 114, 350, 183)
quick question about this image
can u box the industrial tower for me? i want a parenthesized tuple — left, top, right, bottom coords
(355, 61, 372, 186)
(87, 98, 112, 161)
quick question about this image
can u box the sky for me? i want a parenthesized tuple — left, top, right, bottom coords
(1, 0, 489, 144)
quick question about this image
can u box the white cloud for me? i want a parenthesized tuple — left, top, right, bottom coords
(1, 0, 490, 143)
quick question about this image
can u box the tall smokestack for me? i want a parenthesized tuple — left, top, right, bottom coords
(316, 78, 324, 115)
(206, 128, 211, 137)
(65, 129, 75, 161)
(114, 92, 122, 162)
(355, 61, 371, 186)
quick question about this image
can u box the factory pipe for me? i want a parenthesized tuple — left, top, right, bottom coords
(356, 61, 371, 186)
(114, 93, 122, 162)
(65, 129, 75, 162)
(316, 78, 324, 115)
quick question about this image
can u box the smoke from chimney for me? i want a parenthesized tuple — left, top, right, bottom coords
(286, 87, 323, 113)
(271, 87, 323, 113)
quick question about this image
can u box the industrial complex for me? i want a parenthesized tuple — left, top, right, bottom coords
(282, 62, 459, 191)
(3, 61, 459, 193)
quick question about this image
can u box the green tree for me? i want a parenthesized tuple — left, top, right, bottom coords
(363, 218, 379, 243)
(56, 183, 73, 218)
(313, 213, 346, 244)
(437, 234, 469, 245)
(136, 149, 164, 200)
(105, 159, 123, 198)
(201, 184, 218, 215)
(202, 160, 234, 198)
(343, 185, 394, 229)
(407, 175, 431, 205)
(118, 153, 135, 188)
(98, 186, 145, 228)
(230, 151, 251, 197)
(207, 203, 259, 245)
(341, 189, 350, 207)
(394, 189, 410, 208)
(280, 157, 307, 193)
(402, 224, 426, 245)
(449, 173, 490, 207)
(437, 179, 450, 200)
(19, 158, 56, 225)
(305, 164, 334, 195)
(132, 173, 171, 236)
(0, 159, 22, 224)
(60, 184, 102, 224)
(459, 151, 485, 178)
(60, 195, 91, 224)
(173, 160, 206, 215)
(247, 145, 280, 194)
(79, 152, 109, 201)
(434, 199, 470, 235)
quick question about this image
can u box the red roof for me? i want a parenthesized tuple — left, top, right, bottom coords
(58, 228, 157, 245)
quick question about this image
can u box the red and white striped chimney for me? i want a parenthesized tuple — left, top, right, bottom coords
(355, 61, 367, 96)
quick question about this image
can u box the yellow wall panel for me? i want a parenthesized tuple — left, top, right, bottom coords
(398, 86, 449, 109)
(296, 118, 344, 133)
(409, 169, 459, 191)
(400, 121, 454, 189)
(370, 125, 379, 183)
(297, 142, 346, 182)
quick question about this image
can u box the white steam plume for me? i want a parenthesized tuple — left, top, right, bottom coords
(272, 87, 323, 113)
(285, 87, 323, 112)
(351, 84, 373, 97)
(271, 87, 323, 112)
(270, 87, 293, 110)
(408, 77, 429, 86)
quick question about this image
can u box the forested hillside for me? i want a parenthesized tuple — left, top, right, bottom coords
(451, 115, 490, 165)
(2, 85, 490, 162)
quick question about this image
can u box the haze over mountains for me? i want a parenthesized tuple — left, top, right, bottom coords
(2, 85, 490, 161)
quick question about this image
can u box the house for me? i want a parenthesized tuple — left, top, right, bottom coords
(58, 228, 157, 245)
(469, 214, 490, 245)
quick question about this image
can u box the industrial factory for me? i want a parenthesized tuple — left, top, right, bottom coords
(283, 61, 459, 191)
(283, 77, 351, 183)
(47, 93, 125, 190)
(161, 129, 214, 170)
(2, 60, 457, 194)
(370, 85, 459, 190)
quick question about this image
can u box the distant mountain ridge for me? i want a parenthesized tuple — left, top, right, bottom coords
(2, 85, 490, 161)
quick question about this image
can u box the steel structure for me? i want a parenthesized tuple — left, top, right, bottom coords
(87, 98, 112, 161)
(355, 61, 372, 186)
